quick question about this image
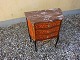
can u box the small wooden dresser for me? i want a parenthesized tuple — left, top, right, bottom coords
(25, 8, 64, 51)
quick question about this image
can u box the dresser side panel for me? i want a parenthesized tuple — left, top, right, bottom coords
(27, 20, 35, 40)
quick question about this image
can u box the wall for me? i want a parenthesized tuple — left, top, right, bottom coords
(0, 0, 80, 21)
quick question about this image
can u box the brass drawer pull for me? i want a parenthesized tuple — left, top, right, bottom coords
(48, 24, 50, 27)
(47, 36, 49, 38)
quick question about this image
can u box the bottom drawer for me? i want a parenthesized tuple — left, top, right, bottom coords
(35, 32, 58, 41)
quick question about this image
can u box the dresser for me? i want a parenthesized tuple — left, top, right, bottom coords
(25, 8, 64, 51)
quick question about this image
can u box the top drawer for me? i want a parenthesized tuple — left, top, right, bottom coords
(35, 20, 61, 29)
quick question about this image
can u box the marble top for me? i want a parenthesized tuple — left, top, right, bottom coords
(25, 8, 64, 24)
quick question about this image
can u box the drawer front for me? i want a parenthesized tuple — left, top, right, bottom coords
(35, 20, 61, 29)
(36, 32, 58, 40)
(35, 26, 60, 35)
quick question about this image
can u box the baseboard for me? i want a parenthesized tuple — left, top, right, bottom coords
(63, 9, 80, 16)
(0, 17, 26, 27)
(0, 9, 80, 27)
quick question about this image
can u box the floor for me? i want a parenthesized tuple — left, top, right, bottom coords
(0, 14, 80, 60)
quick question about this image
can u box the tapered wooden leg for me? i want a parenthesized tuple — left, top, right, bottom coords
(27, 20, 32, 42)
(29, 35, 32, 42)
(27, 28, 32, 42)
(55, 35, 59, 47)
(34, 41, 37, 52)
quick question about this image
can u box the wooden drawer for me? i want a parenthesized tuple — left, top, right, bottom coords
(36, 32, 58, 40)
(35, 26, 60, 35)
(35, 20, 61, 29)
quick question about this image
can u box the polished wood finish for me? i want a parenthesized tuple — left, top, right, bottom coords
(25, 8, 64, 51)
